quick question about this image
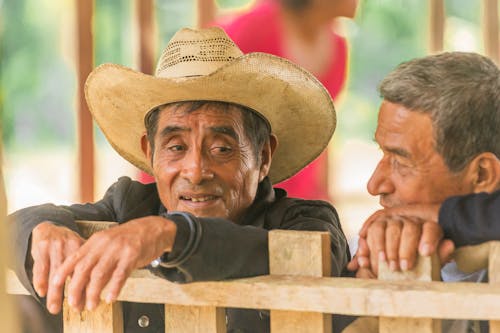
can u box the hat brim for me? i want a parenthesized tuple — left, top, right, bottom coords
(85, 53, 336, 184)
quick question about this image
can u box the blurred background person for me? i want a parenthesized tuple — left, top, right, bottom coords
(214, 0, 359, 201)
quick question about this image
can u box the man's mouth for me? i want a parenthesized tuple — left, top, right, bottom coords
(180, 195, 218, 202)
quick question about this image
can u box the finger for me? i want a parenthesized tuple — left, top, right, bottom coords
(356, 237, 371, 268)
(399, 221, 422, 271)
(104, 262, 133, 304)
(356, 267, 377, 279)
(359, 210, 384, 237)
(66, 254, 97, 312)
(438, 239, 455, 264)
(46, 251, 80, 314)
(385, 219, 402, 271)
(48, 240, 64, 290)
(346, 257, 360, 272)
(45, 268, 66, 314)
(418, 221, 443, 256)
(366, 220, 387, 274)
(32, 243, 50, 297)
(85, 257, 117, 310)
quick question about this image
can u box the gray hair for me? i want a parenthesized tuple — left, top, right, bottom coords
(379, 52, 500, 172)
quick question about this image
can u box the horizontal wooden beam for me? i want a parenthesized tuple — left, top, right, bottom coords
(7, 269, 500, 321)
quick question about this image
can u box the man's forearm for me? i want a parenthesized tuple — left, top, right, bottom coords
(439, 190, 500, 247)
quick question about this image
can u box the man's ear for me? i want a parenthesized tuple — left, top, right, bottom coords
(465, 152, 500, 193)
(141, 133, 152, 160)
(258, 134, 278, 182)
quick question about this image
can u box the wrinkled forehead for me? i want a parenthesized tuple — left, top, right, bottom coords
(159, 101, 244, 126)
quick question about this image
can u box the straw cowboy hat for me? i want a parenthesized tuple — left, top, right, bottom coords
(85, 27, 336, 184)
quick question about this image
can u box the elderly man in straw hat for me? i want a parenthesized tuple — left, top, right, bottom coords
(9, 27, 350, 332)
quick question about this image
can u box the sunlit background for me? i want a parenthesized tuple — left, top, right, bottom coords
(0, 0, 486, 251)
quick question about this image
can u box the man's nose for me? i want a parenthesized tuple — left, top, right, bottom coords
(367, 158, 394, 196)
(180, 149, 214, 185)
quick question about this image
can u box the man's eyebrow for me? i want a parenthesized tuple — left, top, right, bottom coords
(373, 136, 411, 159)
(385, 146, 411, 159)
(210, 126, 239, 141)
(159, 126, 188, 137)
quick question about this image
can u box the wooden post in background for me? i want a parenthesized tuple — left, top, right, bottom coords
(196, 0, 216, 28)
(482, 0, 499, 64)
(428, 0, 445, 54)
(269, 230, 332, 333)
(76, 0, 95, 203)
(135, 0, 156, 74)
(378, 255, 441, 333)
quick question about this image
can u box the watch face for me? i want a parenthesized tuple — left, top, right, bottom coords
(150, 257, 162, 268)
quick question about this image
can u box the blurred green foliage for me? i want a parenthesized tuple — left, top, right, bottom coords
(0, 0, 482, 150)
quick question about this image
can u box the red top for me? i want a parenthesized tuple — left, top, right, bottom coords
(216, 0, 348, 201)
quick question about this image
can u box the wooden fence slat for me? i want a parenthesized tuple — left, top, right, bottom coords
(489, 242, 500, 333)
(165, 304, 226, 333)
(7, 262, 500, 319)
(269, 230, 331, 333)
(63, 300, 123, 333)
(379, 255, 441, 333)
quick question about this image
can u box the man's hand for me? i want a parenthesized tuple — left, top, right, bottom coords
(349, 205, 455, 276)
(31, 222, 84, 313)
(48, 216, 177, 314)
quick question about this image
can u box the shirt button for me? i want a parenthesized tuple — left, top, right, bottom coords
(138, 315, 150, 328)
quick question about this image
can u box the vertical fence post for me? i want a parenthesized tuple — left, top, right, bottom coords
(269, 230, 332, 333)
(378, 255, 441, 333)
(489, 242, 500, 332)
(165, 305, 226, 333)
(64, 300, 123, 333)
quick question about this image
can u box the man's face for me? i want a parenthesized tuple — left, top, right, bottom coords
(367, 101, 472, 208)
(147, 104, 266, 222)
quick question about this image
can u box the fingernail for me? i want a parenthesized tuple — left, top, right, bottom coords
(68, 295, 75, 307)
(48, 303, 55, 313)
(389, 260, 397, 271)
(86, 300, 96, 311)
(52, 274, 61, 285)
(378, 251, 386, 262)
(400, 259, 408, 271)
(420, 243, 431, 256)
(358, 256, 368, 268)
(105, 293, 113, 304)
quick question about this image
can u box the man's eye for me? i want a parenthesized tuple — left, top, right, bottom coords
(392, 158, 409, 170)
(211, 146, 232, 154)
(167, 145, 185, 152)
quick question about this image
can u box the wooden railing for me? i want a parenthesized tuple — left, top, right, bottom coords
(5, 221, 500, 333)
